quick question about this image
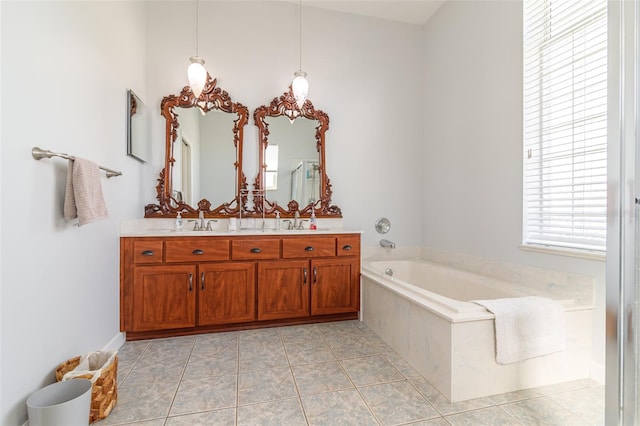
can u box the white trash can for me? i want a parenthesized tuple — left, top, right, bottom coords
(27, 379, 92, 426)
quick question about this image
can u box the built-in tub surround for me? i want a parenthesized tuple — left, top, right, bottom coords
(361, 248, 594, 402)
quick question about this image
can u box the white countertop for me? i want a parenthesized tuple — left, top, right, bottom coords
(120, 218, 361, 237)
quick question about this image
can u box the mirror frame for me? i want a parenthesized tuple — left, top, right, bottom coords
(145, 75, 249, 218)
(253, 88, 341, 217)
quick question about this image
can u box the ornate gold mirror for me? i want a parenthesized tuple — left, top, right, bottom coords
(253, 88, 341, 217)
(145, 75, 249, 217)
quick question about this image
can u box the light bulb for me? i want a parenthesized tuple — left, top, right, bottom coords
(188, 56, 207, 98)
(292, 70, 309, 110)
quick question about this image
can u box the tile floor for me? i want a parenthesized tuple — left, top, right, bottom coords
(101, 320, 604, 426)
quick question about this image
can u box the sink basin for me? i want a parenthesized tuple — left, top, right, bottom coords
(260, 228, 331, 233)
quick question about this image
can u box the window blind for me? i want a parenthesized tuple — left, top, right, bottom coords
(523, 0, 607, 252)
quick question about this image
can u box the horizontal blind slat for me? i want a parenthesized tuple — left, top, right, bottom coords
(523, 0, 607, 252)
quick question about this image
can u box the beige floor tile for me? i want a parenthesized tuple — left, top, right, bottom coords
(107, 322, 604, 426)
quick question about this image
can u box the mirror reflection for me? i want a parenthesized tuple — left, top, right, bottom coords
(264, 116, 320, 207)
(253, 88, 341, 217)
(172, 108, 237, 207)
(144, 76, 248, 218)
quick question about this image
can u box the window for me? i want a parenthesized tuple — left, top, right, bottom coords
(523, 0, 607, 252)
(265, 144, 279, 190)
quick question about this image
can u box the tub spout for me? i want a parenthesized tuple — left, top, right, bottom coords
(380, 239, 396, 249)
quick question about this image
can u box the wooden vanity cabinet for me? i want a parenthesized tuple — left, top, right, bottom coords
(257, 260, 309, 320)
(130, 262, 255, 332)
(257, 233, 360, 320)
(310, 257, 359, 315)
(120, 233, 360, 340)
(132, 264, 196, 331)
(198, 262, 255, 326)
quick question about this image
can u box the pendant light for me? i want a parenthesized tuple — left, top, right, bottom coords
(187, 0, 207, 99)
(292, 0, 309, 110)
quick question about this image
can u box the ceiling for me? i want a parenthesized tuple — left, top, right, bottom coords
(287, 1, 447, 25)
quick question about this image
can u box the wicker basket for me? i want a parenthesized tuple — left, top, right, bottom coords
(55, 355, 118, 423)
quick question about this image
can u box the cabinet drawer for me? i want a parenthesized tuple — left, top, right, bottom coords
(282, 237, 335, 258)
(165, 239, 230, 262)
(133, 240, 164, 264)
(337, 235, 360, 257)
(232, 239, 280, 260)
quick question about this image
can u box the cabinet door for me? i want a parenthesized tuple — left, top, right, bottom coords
(198, 262, 256, 325)
(310, 258, 360, 315)
(132, 265, 196, 332)
(257, 260, 309, 320)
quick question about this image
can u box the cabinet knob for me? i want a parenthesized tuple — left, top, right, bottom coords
(313, 267, 318, 284)
(303, 268, 308, 285)
(304, 246, 315, 252)
(250, 248, 262, 253)
(141, 250, 155, 256)
(342, 245, 352, 251)
(192, 249, 204, 255)
(188, 273, 193, 292)
(201, 272, 205, 291)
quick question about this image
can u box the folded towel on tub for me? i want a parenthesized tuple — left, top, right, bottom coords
(64, 158, 109, 226)
(472, 296, 565, 364)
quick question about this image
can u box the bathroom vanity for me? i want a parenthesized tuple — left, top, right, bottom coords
(121, 75, 359, 340)
(120, 230, 360, 340)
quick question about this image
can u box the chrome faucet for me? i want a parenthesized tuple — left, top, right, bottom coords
(380, 239, 396, 249)
(205, 219, 217, 231)
(198, 211, 205, 230)
(293, 211, 300, 229)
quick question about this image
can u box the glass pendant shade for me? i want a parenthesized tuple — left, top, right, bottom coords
(188, 56, 207, 98)
(292, 70, 309, 110)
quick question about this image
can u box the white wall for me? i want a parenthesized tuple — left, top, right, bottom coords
(145, 1, 425, 246)
(199, 110, 237, 206)
(421, 1, 606, 379)
(0, 2, 424, 424)
(0, 1, 609, 424)
(0, 2, 148, 424)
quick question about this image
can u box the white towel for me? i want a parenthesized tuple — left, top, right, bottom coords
(473, 296, 565, 364)
(64, 158, 109, 226)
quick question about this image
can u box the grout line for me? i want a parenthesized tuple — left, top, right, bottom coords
(494, 404, 526, 426)
(278, 326, 311, 425)
(235, 331, 240, 425)
(327, 325, 383, 425)
(115, 323, 605, 426)
(164, 335, 197, 423)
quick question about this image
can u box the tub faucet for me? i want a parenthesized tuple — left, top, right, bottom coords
(380, 239, 396, 249)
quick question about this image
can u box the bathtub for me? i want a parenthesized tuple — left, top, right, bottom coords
(361, 257, 594, 402)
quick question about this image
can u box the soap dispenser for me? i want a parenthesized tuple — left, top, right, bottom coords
(275, 211, 281, 230)
(175, 212, 183, 231)
(310, 209, 317, 230)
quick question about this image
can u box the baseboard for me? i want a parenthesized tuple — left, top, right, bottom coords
(591, 361, 605, 384)
(103, 331, 126, 352)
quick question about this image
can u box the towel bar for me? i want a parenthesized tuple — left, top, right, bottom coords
(32, 147, 122, 178)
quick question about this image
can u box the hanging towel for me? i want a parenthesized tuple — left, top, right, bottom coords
(64, 158, 109, 226)
(472, 296, 565, 364)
